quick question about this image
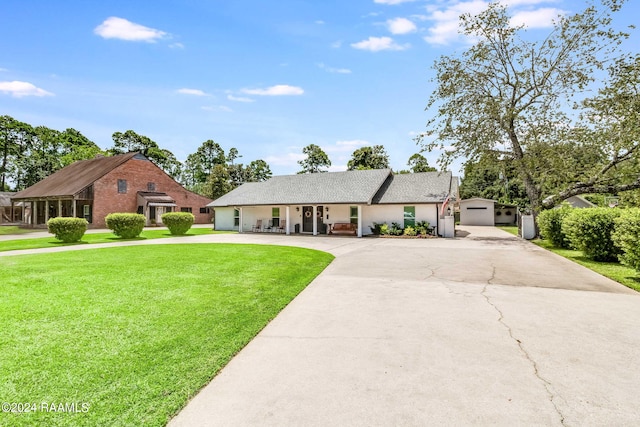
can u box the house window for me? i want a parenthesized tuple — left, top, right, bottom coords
(181, 207, 192, 213)
(404, 206, 416, 228)
(147, 182, 156, 191)
(83, 205, 90, 216)
(117, 179, 127, 194)
(137, 206, 144, 214)
(199, 207, 209, 214)
(234, 209, 240, 227)
(350, 206, 358, 224)
(272, 207, 280, 227)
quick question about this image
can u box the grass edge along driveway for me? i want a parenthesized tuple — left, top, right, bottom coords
(0, 228, 228, 253)
(0, 244, 334, 427)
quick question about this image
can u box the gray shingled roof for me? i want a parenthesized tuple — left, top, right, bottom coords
(209, 169, 393, 207)
(12, 152, 138, 199)
(372, 172, 453, 204)
(209, 169, 455, 207)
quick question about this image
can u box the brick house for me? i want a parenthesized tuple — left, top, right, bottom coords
(11, 152, 212, 228)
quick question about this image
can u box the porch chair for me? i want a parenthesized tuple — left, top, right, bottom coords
(277, 220, 286, 234)
(252, 219, 262, 232)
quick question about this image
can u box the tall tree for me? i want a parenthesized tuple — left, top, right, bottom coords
(0, 115, 33, 190)
(347, 145, 390, 170)
(58, 128, 103, 167)
(109, 130, 179, 178)
(297, 144, 331, 173)
(407, 153, 437, 173)
(460, 154, 528, 207)
(245, 159, 272, 182)
(183, 140, 226, 186)
(201, 164, 233, 200)
(417, 0, 635, 212)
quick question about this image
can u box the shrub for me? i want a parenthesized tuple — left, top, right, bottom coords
(389, 222, 404, 236)
(105, 213, 146, 239)
(562, 207, 622, 261)
(537, 204, 573, 248)
(379, 224, 390, 235)
(612, 208, 640, 272)
(161, 212, 195, 235)
(369, 222, 385, 235)
(47, 217, 88, 243)
(403, 226, 417, 236)
(415, 220, 430, 236)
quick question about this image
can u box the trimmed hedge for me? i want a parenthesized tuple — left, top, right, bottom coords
(161, 212, 194, 235)
(47, 217, 88, 243)
(536, 204, 573, 248)
(105, 213, 146, 239)
(562, 207, 621, 261)
(612, 208, 640, 272)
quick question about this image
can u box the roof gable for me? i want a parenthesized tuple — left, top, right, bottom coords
(372, 172, 453, 204)
(12, 152, 139, 199)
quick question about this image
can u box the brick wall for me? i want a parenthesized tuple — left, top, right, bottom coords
(92, 156, 212, 228)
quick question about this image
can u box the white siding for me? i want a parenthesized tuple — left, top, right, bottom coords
(214, 207, 236, 231)
(362, 204, 439, 235)
(460, 199, 495, 226)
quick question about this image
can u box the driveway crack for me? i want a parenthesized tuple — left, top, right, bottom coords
(481, 281, 567, 426)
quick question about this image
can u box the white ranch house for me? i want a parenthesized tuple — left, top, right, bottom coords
(208, 169, 458, 237)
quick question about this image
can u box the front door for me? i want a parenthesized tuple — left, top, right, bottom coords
(302, 206, 324, 233)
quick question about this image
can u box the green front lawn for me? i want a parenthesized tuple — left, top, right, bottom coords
(533, 239, 640, 292)
(0, 226, 38, 236)
(0, 228, 228, 252)
(0, 244, 334, 426)
(496, 225, 518, 236)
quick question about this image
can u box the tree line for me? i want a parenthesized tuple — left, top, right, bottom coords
(1, 115, 438, 201)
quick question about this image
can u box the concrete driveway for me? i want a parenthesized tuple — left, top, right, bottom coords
(166, 227, 640, 427)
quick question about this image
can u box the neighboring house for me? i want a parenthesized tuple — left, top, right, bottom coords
(208, 169, 459, 237)
(563, 195, 597, 209)
(11, 152, 212, 228)
(0, 192, 23, 223)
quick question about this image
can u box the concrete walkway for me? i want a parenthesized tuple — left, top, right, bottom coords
(2, 227, 639, 425)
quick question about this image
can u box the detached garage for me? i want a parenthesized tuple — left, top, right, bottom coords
(460, 198, 495, 226)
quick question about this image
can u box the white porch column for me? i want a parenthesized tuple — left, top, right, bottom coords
(285, 206, 290, 235)
(238, 207, 243, 233)
(72, 199, 77, 218)
(58, 199, 62, 218)
(44, 200, 49, 223)
(33, 202, 37, 225)
(357, 205, 363, 237)
(312, 205, 317, 236)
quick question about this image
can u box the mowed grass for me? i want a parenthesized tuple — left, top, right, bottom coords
(496, 225, 518, 236)
(0, 228, 227, 252)
(533, 239, 640, 292)
(0, 244, 334, 426)
(0, 226, 38, 236)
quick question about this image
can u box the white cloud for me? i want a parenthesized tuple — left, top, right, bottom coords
(423, 1, 488, 46)
(94, 17, 168, 42)
(317, 63, 352, 74)
(169, 42, 184, 49)
(374, 0, 416, 4)
(176, 88, 208, 96)
(423, 1, 565, 45)
(387, 17, 417, 34)
(351, 36, 410, 52)
(241, 85, 304, 96)
(0, 81, 54, 98)
(510, 8, 565, 28)
(227, 94, 255, 103)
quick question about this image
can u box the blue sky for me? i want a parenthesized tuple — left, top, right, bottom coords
(1, 0, 637, 176)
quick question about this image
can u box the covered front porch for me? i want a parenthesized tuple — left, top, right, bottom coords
(233, 204, 365, 237)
